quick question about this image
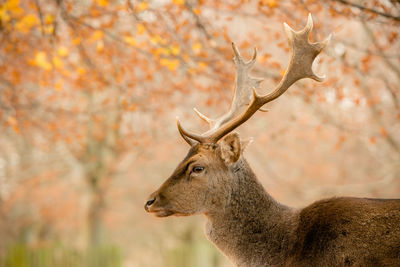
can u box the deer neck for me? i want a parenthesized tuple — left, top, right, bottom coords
(204, 158, 296, 266)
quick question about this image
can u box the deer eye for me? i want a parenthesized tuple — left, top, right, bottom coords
(192, 166, 204, 174)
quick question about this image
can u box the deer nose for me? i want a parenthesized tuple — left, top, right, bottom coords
(145, 197, 156, 211)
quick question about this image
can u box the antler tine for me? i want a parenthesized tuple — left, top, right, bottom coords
(193, 108, 214, 127)
(176, 117, 204, 145)
(207, 43, 263, 131)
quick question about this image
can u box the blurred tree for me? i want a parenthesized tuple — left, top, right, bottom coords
(0, 0, 398, 265)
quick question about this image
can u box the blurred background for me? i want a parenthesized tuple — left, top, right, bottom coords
(0, 0, 399, 266)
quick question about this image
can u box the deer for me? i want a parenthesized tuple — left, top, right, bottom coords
(144, 14, 400, 267)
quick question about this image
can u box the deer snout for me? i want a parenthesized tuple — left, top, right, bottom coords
(144, 195, 156, 212)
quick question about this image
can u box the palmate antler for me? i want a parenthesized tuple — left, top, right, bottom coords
(178, 14, 331, 145)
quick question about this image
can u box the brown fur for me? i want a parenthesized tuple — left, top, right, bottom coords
(145, 133, 400, 266)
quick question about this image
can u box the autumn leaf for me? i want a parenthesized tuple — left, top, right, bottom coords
(160, 58, 180, 71)
(380, 127, 388, 137)
(32, 51, 52, 70)
(170, 44, 180, 56)
(54, 80, 63, 91)
(260, 0, 278, 8)
(15, 14, 39, 33)
(0, 6, 11, 23)
(369, 136, 376, 145)
(193, 8, 201, 15)
(197, 61, 207, 70)
(52, 56, 64, 69)
(136, 2, 149, 11)
(96, 0, 108, 7)
(150, 35, 166, 45)
(43, 24, 54, 34)
(129, 104, 137, 112)
(191, 42, 202, 54)
(76, 67, 86, 75)
(124, 35, 138, 46)
(137, 24, 146, 35)
(57, 46, 68, 57)
(72, 37, 81, 45)
(44, 14, 54, 24)
(3, 0, 23, 16)
(172, 0, 185, 5)
(96, 40, 104, 52)
(91, 30, 104, 41)
(6, 116, 19, 133)
(7, 116, 17, 125)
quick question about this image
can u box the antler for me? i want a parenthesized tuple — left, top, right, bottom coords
(193, 43, 263, 130)
(178, 14, 331, 145)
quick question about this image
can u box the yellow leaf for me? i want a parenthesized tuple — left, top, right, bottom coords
(150, 35, 166, 45)
(43, 24, 54, 34)
(91, 30, 104, 41)
(58, 46, 68, 57)
(44, 14, 54, 24)
(137, 24, 145, 35)
(198, 61, 207, 70)
(261, 0, 278, 8)
(280, 69, 285, 76)
(72, 37, 81, 45)
(172, 0, 185, 5)
(13, 124, 19, 133)
(170, 44, 180, 56)
(57, 46, 68, 57)
(54, 80, 63, 91)
(52, 56, 63, 69)
(15, 14, 38, 33)
(153, 48, 164, 56)
(5, 0, 23, 16)
(129, 104, 137, 112)
(33, 51, 52, 70)
(124, 35, 137, 46)
(193, 8, 201, 15)
(6, 0, 20, 8)
(160, 58, 179, 71)
(191, 42, 202, 54)
(0, 7, 11, 23)
(96, 40, 104, 52)
(137, 2, 148, 11)
(96, 0, 108, 7)
(77, 67, 86, 75)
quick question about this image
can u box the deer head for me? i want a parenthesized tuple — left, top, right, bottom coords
(145, 14, 330, 218)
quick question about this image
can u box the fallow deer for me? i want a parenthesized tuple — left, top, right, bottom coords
(145, 15, 400, 266)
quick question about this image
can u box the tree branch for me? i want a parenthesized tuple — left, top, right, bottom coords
(332, 0, 400, 21)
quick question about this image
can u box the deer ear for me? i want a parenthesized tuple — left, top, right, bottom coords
(219, 132, 241, 166)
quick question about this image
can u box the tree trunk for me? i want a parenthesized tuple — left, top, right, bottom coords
(87, 180, 105, 247)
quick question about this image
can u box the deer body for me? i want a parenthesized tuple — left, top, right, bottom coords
(203, 156, 400, 266)
(144, 15, 400, 266)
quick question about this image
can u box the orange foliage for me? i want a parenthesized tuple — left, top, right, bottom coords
(0, 0, 399, 257)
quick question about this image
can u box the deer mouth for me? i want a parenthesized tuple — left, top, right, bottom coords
(153, 209, 175, 217)
(145, 197, 189, 217)
(148, 207, 191, 218)
(146, 205, 175, 217)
